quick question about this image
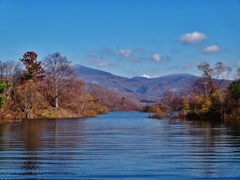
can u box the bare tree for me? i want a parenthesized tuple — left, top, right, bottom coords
(185, 62, 232, 120)
(42, 52, 81, 108)
(0, 60, 22, 100)
(0, 60, 22, 83)
(193, 62, 231, 97)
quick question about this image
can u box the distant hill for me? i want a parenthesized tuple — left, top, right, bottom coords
(72, 64, 232, 104)
(71, 64, 114, 76)
(129, 73, 200, 97)
(86, 83, 143, 111)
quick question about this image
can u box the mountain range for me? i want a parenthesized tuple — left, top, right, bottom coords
(72, 64, 231, 104)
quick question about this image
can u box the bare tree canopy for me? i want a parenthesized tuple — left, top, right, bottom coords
(192, 62, 232, 97)
(42, 52, 83, 108)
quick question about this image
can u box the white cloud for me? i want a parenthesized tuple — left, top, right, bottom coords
(180, 31, 208, 44)
(152, 54, 161, 62)
(120, 49, 132, 57)
(97, 60, 112, 67)
(86, 58, 113, 67)
(201, 45, 220, 53)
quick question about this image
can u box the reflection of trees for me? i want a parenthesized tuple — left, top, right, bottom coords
(167, 119, 240, 176)
(17, 118, 87, 149)
(19, 119, 43, 173)
(225, 121, 240, 152)
(22, 120, 42, 151)
(0, 126, 4, 152)
(51, 119, 88, 155)
(0, 118, 87, 177)
(226, 121, 240, 136)
(19, 119, 87, 171)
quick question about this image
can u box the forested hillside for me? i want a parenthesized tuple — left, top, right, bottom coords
(86, 83, 142, 111)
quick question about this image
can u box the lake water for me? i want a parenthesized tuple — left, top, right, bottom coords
(0, 112, 240, 179)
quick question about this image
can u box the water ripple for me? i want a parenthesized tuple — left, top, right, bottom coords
(0, 112, 240, 179)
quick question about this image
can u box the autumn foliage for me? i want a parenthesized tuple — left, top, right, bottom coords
(87, 83, 141, 111)
(0, 52, 108, 124)
(150, 62, 240, 121)
(20, 52, 45, 81)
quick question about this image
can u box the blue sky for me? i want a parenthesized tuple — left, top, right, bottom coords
(0, 0, 240, 78)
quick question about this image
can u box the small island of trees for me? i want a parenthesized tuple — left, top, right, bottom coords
(0, 51, 108, 124)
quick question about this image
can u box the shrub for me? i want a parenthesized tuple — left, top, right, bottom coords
(82, 110, 97, 117)
(149, 106, 164, 119)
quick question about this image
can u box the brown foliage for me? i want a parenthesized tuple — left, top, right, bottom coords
(42, 52, 75, 108)
(40, 72, 85, 109)
(6, 81, 47, 119)
(88, 84, 141, 111)
(160, 90, 183, 112)
(20, 52, 45, 82)
(0, 52, 110, 123)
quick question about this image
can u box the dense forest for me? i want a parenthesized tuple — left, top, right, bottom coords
(148, 62, 240, 122)
(0, 52, 108, 124)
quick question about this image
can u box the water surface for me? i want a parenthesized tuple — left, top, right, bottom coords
(0, 112, 240, 179)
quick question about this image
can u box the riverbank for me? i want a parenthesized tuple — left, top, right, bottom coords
(0, 105, 109, 125)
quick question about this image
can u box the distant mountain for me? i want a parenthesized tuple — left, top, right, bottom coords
(71, 64, 114, 76)
(129, 73, 200, 97)
(72, 64, 231, 103)
(72, 64, 130, 91)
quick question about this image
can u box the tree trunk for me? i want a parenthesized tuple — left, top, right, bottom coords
(55, 87, 59, 109)
(54, 78, 59, 109)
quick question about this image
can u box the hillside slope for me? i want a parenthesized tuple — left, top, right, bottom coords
(86, 83, 142, 111)
(72, 64, 232, 104)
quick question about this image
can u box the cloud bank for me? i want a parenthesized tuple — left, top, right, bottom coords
(180, 31, 208, 44)
(201, 45, 220, 53)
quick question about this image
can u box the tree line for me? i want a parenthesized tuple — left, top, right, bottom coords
(148, 62, 240, 121)
(0, 51, 108, 123)
(1, 53, 239, 123)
